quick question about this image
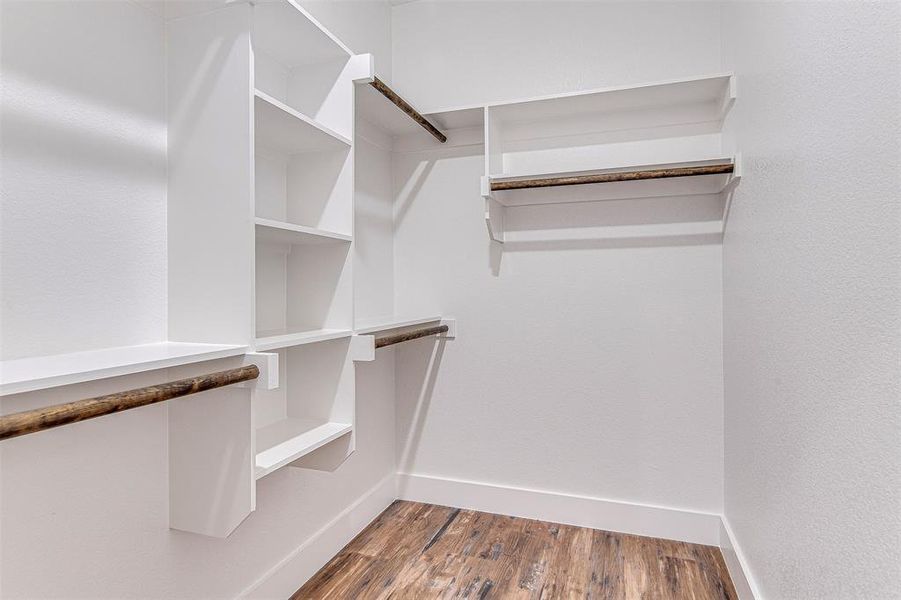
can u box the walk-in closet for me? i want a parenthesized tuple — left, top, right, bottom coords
(1, 1, 898, 598)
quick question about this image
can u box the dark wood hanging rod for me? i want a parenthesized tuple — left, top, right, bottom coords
(490, 163, 734, 191)
(374, 325, 449, 349)
(370, 77, 447, 144)
(0, 365, 259, 442)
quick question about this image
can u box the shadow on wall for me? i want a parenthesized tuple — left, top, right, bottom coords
(394, 337, 447, 477)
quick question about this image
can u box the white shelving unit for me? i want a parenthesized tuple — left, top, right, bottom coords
(249, 0, 373, 483)
(480, 74, 740, 243)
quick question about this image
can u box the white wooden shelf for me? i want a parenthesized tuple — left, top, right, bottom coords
(354, 315, 442, 335)
(486, 73, 735, 138)
(487, 158, 737, 207)
(0, 342, 248, 396)
(255, 217, 351, 245)
(254, 327, 353, 351)
(255, 90, 351, 155)
(255, 418, 352, 479)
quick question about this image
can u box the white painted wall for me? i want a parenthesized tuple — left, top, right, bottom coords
(0, 0, 167, 359)
(392, 0, 721, 110)
(391, 1, 725, 515)
(721, 3, 901, 598)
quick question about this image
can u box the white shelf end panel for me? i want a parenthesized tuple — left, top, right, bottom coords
(255, 418, 353, 479)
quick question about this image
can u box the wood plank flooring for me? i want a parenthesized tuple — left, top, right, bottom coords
(292, 501, 738, 599)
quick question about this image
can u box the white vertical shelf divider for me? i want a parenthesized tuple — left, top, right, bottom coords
(166, 2, 256, 538)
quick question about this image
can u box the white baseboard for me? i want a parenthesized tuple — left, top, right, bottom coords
(719, 517, 761, 600)
(240, 473, 397, 599)
(396, 472, 722, 546)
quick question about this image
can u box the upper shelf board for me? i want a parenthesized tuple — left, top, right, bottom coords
(255, 90, 351, 155)
(252, 0, 352, 69)
(255, 218, 351, 245)
(487, 73, 735, 126)
(354, 315, 442, 335)
(0, 342, 248, 396)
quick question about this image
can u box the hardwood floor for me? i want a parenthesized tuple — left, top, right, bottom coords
(292, 501, 738, 599)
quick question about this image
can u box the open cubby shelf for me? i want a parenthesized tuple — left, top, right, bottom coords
(252, 339, 355, 480)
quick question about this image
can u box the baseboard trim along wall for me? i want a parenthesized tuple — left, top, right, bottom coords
(396, 472, 723, 547)
(240, 473, 397, 599)
(719, 518, 761, 600)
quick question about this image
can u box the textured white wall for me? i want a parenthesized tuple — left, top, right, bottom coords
(0, 0, 167, 359)
(392, 0, 721, 109)
(721, 3, 901, 598)
(391, 1, 726, 514)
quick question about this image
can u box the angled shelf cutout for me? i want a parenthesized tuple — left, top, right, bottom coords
(255, 218, 351, 245)
(255, 418, 352, 479)
(255, 90, 351, 155)
(0, 342, 248, 396)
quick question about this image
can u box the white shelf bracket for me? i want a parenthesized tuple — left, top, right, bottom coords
(237, 352, 279, 390)
(351, 334, 376, 362)
(349, 53, 375, 84)
(482, 176, 505, 244)
(439, 318, 457, 339)
(721, 153, 743, 231)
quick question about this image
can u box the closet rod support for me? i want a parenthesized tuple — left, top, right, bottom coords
(0, 365, 260, 441)
(491, 163, 734, 191)
(374, 325, 450, 349)
(370, 77, 447, 143)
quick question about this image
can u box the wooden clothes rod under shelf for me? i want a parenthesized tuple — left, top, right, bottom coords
(0, 365, 259, 442)
(490, 163, 734, 191)
(375, 325, 449, 349)
(370, 77, 447, 144)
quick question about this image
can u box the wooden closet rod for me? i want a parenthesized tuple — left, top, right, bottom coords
(370, 77, 447, 143)
(490, 163, 734, 191)
(0, 365, 260, 442)
(375, 325, 449, 349)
